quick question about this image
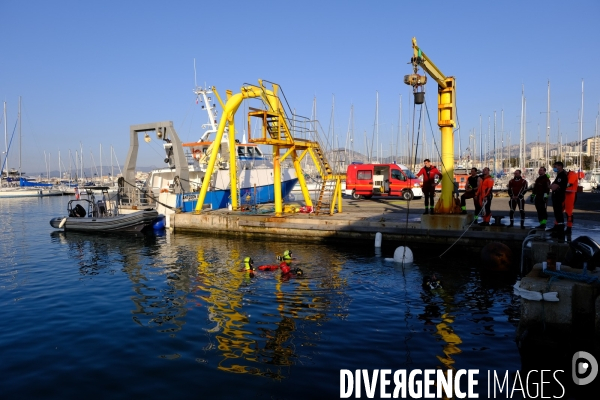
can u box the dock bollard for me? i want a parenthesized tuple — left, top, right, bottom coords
(375, 232, 382, 248)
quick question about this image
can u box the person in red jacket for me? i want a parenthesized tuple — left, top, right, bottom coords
(507, 169, 528, 228)
(475, 167, 494, 226)
(416, 159, 441, 215)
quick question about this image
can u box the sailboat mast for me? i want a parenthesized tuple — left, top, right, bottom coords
(558, 118, 561, 162)
(493, 111, 497, 174)
(376, 91, 379, 163)
(111, 145, 114, 182)
(397, 94, 402, 162)
(524, 97, 527, 170)
(4, 102, 8, 175)
(487, 116, 490, 168)
(580, 79, 584, 171)
(19, 97, 22, 176)
(594, 109, 598, 171)
(519, 86, 524, 171)
(501, 109, 504, 172)
(546, 81, 551, 169)
(80, 143, 84, 182)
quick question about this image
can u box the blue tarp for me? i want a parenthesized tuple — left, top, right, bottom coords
(20, 178, 54, 187)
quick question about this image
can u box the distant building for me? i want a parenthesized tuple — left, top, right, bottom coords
(530, 146, 544, 160)
(585, 137, 600, 158)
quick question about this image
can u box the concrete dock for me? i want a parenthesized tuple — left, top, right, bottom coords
(169, 192, 600, 251)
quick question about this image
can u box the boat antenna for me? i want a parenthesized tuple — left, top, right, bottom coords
(193, 58, 197, 88)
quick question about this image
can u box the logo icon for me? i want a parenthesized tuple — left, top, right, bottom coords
(572, 351, 598, 385)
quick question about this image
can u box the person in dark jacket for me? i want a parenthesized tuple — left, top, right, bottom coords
(530, 166, 551, 229)
(416, 159, 441, 215)
(507, 169, 528, 228)
(460, 167, 481, 218)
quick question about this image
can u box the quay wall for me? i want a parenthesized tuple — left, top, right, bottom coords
(171, 212, 529, 252)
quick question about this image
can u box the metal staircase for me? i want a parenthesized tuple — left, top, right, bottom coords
(246, 81, 345, 214)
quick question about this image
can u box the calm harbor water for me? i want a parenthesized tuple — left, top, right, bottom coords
(1, 196, 598, 398)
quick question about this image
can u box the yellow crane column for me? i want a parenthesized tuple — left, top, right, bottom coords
(438, 78, 456, 213)
(404, 37, 458, 214)
(273, 144, 282, 216)
(229, 118, 239, 210)
(291, 150, 313, 209)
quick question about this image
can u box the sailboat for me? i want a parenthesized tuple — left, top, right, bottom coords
(1, 99, 62, 198)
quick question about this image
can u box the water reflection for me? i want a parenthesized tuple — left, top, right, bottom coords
(51, 230, 190, 335)
(413, 256, 521, 398)
(49, 229, 522, 387)
(51, 231, 351, 379)
(190, 242, 349, 378)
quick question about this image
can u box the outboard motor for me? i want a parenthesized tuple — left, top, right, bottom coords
(565, 236, 600, 271)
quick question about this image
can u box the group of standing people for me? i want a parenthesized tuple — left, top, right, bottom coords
(511, 161, 577, 237)
(459, 167, 494, 225)
(418, 159, 577, 235)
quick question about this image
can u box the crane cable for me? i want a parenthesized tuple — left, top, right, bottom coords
(413, 94, 485, 260)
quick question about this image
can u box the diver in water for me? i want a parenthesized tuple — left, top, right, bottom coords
(256, 250, 303, 278)
(280, 259, 303, 280)
(422, 274, 442, 290)
(276, 249, 294, 261)
(242, 257, 255, 277)
(279, 258, 302, 275)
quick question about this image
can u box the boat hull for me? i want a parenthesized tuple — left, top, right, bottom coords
(50, 210, 160, 232)
(177, 178, 298, 212)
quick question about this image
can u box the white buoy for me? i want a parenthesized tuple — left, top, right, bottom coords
(58, 217, 67, 229)
(374, 232, 382, 248)
(393, 246, 414, 264)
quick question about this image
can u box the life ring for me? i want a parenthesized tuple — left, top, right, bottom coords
(160, 188, 169, 193)
(193, 149, 202, 160)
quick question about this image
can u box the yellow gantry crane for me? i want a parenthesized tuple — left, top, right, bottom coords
(404, 37, 461, 214)
(194, 80, 344, 216)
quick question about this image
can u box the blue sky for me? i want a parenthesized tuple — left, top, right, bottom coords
(1, 0, 599, 175)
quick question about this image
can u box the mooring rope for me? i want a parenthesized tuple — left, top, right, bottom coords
(436, 207, 486, 259)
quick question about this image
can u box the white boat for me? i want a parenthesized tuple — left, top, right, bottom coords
(119, 86, 298, 218)
(0, 186, 60, 198)
(586, 169, 600, 190)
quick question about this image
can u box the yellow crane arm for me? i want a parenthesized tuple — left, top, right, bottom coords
(411, 37, 447, 89)
(406, 37, 459, 214)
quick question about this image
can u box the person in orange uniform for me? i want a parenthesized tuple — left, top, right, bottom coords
(564, 169, 579, 241)
(507, 169, 528, 228)
(549, 161, 568, 235)
(475, 167, 494, 226)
